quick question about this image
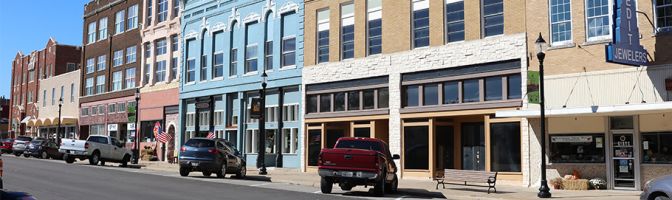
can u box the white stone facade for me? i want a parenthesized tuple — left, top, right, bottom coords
(301, 33, 529, 176)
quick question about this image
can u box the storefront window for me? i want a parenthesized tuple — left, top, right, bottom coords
(140, 121, 161, 142)
(307, 130, 322, 166)
(463, 79, 479, 103)
(490, 123, 521, 172)
(423, 84, 438, 106)
(443, 81, 459, 104)
(404, 126, 429, 170)
(485, 77, 502, 101)
(363, 90, 375, 109)
(319, 94, 331, 112)
(404, 85, 419, 107)
(334, 92, 345, 111)
(507, 74, 521, 99)
(348, 91, 360, 110)
(307, 95, 318, 113)
(642, 132, 672, 164)
(378, 88, 389, 108)
(550, 134, 605, 163)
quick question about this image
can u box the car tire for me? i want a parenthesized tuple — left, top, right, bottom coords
(41, 151, 48, 159)
(89, 152, 100, 165)
(652, 194, 671, 200)
(235, 164, 247, 179)
(385, 174, 398, 194)
(179, 167, 190, 177)
(14, 153, 20, 157)
(373, 171, 386, 197)
(120, 155, 130, 167)
(320, 177, 333, 194)
(64, 154, 75, 164)
(216, 163, 227, 178)
(23, 153, 30, 158)
(202, 171, 212, 177)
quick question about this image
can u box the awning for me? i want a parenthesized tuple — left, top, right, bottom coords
(20, 117, 31, 124)
(496, 102, 672, 118)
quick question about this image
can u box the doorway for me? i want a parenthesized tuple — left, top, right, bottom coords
(611, 132, 637, 188)
(435, 126, 454, 170)
(462, 123, 485, 171)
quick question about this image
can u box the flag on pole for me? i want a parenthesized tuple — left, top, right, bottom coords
(206, 131, 215, 139)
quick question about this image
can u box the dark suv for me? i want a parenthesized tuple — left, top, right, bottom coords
(26, 139, 63, 159)
(179, 138, 246, 179)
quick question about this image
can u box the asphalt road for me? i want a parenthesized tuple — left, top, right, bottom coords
(1, 155, 356, 200)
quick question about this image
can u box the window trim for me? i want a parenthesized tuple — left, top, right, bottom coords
(654, 0, 672, 32)
(548, 0, 574, 46)
(280, 35, 297, 69)
(584, 0, 613, 42)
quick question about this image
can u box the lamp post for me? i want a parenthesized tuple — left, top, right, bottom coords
(535, 33, 551, 198)
(257, 72, 268, 175)
(57, 97, 63, 143)
(132, 88, 141, 164)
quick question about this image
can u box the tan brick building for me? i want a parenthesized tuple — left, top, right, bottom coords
(302, 0, 529, 185)
(496, 0, 672, 190)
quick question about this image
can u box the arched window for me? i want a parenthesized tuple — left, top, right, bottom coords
(264, 12, 274, 71)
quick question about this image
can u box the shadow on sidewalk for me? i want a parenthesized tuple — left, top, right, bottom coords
(334, 188, 445, 199)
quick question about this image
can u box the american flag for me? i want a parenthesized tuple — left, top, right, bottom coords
(157, 131, 172, 143)
(206, 131, 215, 139)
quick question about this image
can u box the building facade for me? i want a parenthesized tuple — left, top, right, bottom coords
(302, 0, 528, 184)
(495, 0, 672, 190)
(9, 38, 81, 138)
(138, 0, 181, 162)
(180, 0, 304, 168)
(0, 97, 10, 138)
(32, 70, 81, 139)
(79, 0, 143, 142)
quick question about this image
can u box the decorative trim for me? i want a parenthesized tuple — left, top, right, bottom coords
(184, 30, 198, 40)
(261, 0, 276, 22)
(228, 7, 241, 30)
(211, 22, 226, 33)
(200, 17, 210, 35)
(278, 1, 298, 15)
(243, 12, 260, 24)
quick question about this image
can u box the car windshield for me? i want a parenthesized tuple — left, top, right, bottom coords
(16, 136, 32, 141)
(31, 140, 44, 145)
(184, 139, 215, 148)
(335, 140, 382, 151)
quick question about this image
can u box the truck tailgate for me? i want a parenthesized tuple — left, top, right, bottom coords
(320, 148, 379, 172)
(60, 139, 86, 152)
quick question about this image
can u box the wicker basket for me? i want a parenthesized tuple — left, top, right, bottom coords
(562, 179, 590, 190)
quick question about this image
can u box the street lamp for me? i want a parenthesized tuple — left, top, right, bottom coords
(57, 97, 63, 143)
(535, 33, 551, 198)
(257, 72, 268, 175)
(132, 88, 141, 164)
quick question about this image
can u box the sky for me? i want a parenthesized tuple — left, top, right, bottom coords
(0, 0, 89, 98)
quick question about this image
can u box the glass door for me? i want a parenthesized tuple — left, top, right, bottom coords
(461, 123, 485, 171)
(612, 133, 636, 188)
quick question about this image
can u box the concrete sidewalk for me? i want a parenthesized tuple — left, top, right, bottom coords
(139, 161, 641, 200)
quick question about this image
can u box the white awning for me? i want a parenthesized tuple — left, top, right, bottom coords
(20, 116, 32, 124)
(496, 102, 672, 118)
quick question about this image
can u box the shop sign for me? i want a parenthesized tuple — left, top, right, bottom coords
(605, 0, 648, 66)
(250, 98, 262, 119)
(196, 102, 210, 109)
(527, 71, 540, 104)
(127, 123, 136, 131)
(108, 124, 118, 132)
(551, 135, 593, 143)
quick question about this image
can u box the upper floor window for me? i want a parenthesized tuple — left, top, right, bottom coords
(341, 3, 355, 60)
(656, 0, 672, 31)
(245, 45, 258, 73)
(156, 39, 167, 55)
(265, 13, 274, 71)
(367, 0, 382, 55)
(144, 43, 152, 58)
(127, 4, 139, 30)
(213, 32, 224, 78)
(550, 0, 572, 44)
(158, 0, 168, 23)
(115, 10, 125, 34)
(229, 22, 238, 77)
(482, 0, 504, 37)
(172, 0, 179, 18)
(97, 55, 106, 71)
(282, 37, 296, 67)
(147, 0, 153, 25)
(86, 58, 95, 74)
(317, 9, 330, 63)
(96, 75, 106, 94)
(155, 60, 167, 82)
(125, 67, 136, 89)
(585, 0, 611, 41)
(126, 46, 137, 63)
(170, 57, 178, 80)
(99, 17, 108, 40)
(112, 71, 122, 91)
(171, 35, 179, 52)
(144, 64, 151, 84)
(186, 58, 196, 82)
(85, 78, 94, 96)
(51, 88, 55, 105)
(87, 22, 97, 44)
(42, 90, 47, 107)
(445, 0, 465, 42)
(412, 0, 430, 48)
(70, 83, 75, 102)
(114, 50, 124, 67)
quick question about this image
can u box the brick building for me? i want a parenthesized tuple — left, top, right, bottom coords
(0, 97, 10, 138)
(9, 38, 81, 138)
(79, 0, 142, 142)
(302, 0, 527, 184)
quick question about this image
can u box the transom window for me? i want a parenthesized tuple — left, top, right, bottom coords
(585, 0, 611, 41)
(550, 0, 572, 44)
(412, 0, 430, 48)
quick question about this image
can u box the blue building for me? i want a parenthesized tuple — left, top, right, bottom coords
(179, 0, 303, 168)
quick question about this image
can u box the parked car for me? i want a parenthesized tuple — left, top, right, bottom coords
(0, 139, 13, 154)
(0, 190, 37, 200)
(11, 136, 33, 157)
(25, 139, 63, 160)
(179, 138, 246, 179)
(59, 136, 132, 167)
(318, 137, 400, 196)
(642, 175, 672, 200)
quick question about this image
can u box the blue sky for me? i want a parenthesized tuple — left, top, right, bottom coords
(0, 0, 88, 98)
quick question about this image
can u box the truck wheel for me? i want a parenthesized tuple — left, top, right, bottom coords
(320, 177, 333, 194)
(179, 167, 190, 177)
(373, 171, 386, 196)
(385, 174, 398, 194)
(64, 154, 75, 164)
(89, 152, 100, 165)
(216, 163, 227, 178)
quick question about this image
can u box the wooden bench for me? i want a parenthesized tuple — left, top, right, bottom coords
(434, 169, 498, 194)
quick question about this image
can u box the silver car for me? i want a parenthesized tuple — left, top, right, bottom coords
(642, 175, 672, 200)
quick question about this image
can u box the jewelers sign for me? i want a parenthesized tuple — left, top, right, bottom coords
(605, 0, 648, 66)
(551, 136, 593, 143)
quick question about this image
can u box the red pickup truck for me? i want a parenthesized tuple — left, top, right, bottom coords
(318, 137, 400, 196)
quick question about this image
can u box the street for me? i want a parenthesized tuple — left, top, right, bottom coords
(1, 156, 445, 200)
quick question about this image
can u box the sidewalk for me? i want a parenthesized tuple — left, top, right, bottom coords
(138, 161, 641, 200)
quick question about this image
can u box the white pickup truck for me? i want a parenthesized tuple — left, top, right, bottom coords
(59, 136, 132, 167)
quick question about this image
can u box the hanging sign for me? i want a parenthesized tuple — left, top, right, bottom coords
(605, 0, 648, 66)
(250, 98, 262, 119)
(527, 71, 540, 104)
